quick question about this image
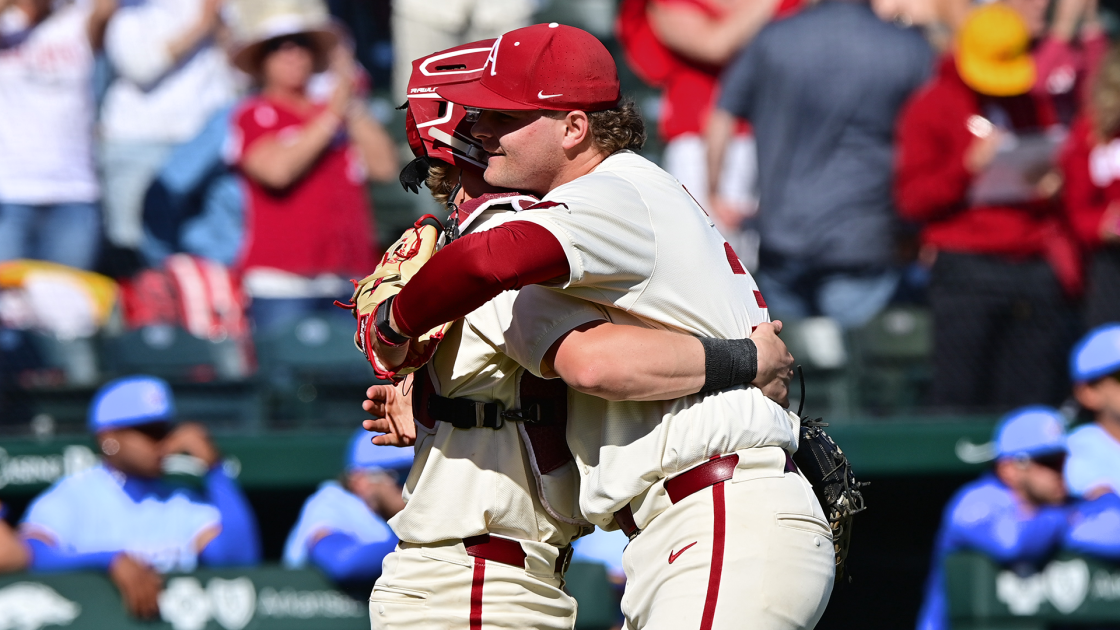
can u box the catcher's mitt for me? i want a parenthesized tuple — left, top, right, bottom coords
(336, 214, 450, 381)
(791, 370, 867, 582)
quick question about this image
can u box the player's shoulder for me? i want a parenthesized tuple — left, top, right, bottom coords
(540, 152, 661, 210)
(1068, 423, 1109, 448)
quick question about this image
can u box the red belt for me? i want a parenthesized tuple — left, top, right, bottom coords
(613, 452, 798, 539)
(463, 534, 573, 575)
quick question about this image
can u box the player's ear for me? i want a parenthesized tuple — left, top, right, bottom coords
(560, 110, 592, 151)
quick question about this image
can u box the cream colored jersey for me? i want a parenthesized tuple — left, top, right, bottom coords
(389, 196, 603, 547)
(503, 151, 800, 528)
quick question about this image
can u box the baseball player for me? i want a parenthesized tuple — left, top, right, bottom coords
(283, 429, 412, 583)
(19, 376, 260, 619)
(367, 24, 835, 630)
(353, 41, 795, 630)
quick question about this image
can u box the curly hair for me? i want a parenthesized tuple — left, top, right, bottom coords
(424, 160, 459, 207)
(1093, 44, 1120, 141)
(586, 97, 647, 155)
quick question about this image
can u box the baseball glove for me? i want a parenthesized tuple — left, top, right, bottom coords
(791, 371, 867, 582)
(336, 214, 450, 382)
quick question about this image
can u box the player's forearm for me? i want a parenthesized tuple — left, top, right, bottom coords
(198, 467, 261, 566)
(550, 322, 707, 401)
(389, 221, 569, 338)
(25, 538, 116, 573)
(309, 532, 397, 582)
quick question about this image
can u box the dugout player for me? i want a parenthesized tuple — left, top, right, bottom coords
(19, 376, 260, 618)
(283, 429, 410, 584)
(368, 24, 834, 630)
(357, 41, 797, 630)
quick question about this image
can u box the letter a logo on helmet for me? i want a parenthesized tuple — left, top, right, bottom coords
(404, 40, 495, 173)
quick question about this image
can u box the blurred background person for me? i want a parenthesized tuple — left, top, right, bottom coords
(390, 0, 532, 103)
(283, 429, 410, 584)
(0, 0, 117, 271)
(709, 0, 933, 327)
(1008, 0, 1106, 125)
(227, 0, 397, 334)
(616, 0, 797, 268)
(1067, 324, 1120, 499)
(895, 4, 1076, 411)
(916, 407, 1070, 630)
(98, 0, 237, 264)
(0, 502, 28, 573)
(19, 376, 260, 618)
(1061, 45, 1120, 327)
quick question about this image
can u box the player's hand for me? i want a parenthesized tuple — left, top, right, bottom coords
(110, 553, 163, 619)
(751, 321, 794, 408)
(372, 336, 411, 373)
(160, 422, 220, 469)
(362, 374, 417, 446)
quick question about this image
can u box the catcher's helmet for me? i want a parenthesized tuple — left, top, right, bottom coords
(404, 40, 494, 172)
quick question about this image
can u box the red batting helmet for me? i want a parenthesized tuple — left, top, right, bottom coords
(404, 40, 495, 172)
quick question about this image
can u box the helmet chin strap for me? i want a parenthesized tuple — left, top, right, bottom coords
(445, 179, 464, 243)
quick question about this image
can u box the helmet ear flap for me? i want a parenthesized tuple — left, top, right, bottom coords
(399, 156, 432, 194)
(405, 106, 424, 158)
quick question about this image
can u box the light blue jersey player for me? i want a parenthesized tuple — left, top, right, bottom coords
(283, 430, 412, 583)
(1067, 324, 1120, 498)
(19, 376, 260, 617)
(917, 408, 1070, 630)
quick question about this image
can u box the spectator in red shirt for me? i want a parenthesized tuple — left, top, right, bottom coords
(227, 3, 397, 333)
(1060, 44, 1120, 327)
(896, 4, 1078, 411)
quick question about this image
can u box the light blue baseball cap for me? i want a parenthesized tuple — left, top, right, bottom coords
(1071, 323, 1120, 383)
(89, 376, 176, 433)
(347, 429, 414, 474)
(993, 406, 1067, 460)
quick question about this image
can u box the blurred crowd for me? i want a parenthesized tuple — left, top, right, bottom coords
(3, 0, 1120, 626)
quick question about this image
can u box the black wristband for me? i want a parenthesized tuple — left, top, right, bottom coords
(375, 296, 410, 346)
(698, 337, 758, 394)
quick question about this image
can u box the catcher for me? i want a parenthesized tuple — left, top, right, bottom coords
(366, 25, 860, 630)
(347, 42, 798, 630)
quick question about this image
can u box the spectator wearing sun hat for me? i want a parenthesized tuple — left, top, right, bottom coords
(916, 406, 1071, 630)
(19, 375, 260, 619)
(282, 429, 412, 583)
(226, 0, 398, 333)
(896, 3, 1079, 413)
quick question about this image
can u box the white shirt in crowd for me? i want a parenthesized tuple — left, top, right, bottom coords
(100, 0, 235, 143)
(0, 4, 98, 204)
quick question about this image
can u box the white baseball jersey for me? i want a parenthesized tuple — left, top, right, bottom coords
(21, 465, 220, 572)
(389, 195, 603, 547)
(504, 150, 800, 528)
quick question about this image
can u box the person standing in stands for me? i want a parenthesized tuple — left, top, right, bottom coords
(0, 0, 117, 270)
(896, 4, 1077, 411)
(710, 0, 933, 327)
(227, 0, 398, 333)
(98, 0, 236, 258)
(283, 430, 410, 584)
(20, 376, 260, 618)
(917, 407, 1070, 630)
(1060, 45, 1120, 327)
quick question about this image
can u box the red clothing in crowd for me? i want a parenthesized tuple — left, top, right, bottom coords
(231, 96, 376, 278)
(895, 56, 1066, 259)
(1060, 114, 1119, 250)
(617, 0, 799, 141)
(1032, 33, 1108, 121)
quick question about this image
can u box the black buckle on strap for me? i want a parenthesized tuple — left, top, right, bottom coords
(500, 404, 541, 424)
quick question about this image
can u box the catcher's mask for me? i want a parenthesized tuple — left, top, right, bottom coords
(399, 39, 494, 193)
